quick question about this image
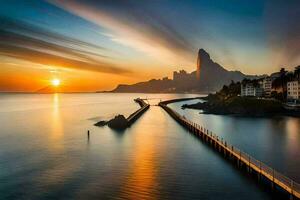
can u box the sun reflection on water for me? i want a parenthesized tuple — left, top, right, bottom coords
(50, 93, 64, 150)
(120, 109, 161, 200)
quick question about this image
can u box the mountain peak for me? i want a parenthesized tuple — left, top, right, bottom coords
(198, 48, 210, 60)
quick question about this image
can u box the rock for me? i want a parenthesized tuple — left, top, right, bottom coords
(94, 120, 107, 126)
(107, 115, 128, 130)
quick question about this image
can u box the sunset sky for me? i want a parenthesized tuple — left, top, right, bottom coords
(0, 0, 299, 92)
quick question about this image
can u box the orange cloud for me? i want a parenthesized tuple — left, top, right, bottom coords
(0, 17, 130, 75)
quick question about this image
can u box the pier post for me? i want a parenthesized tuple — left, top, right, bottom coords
(87, 130, 90, 140)
(220, 138, 223, 152)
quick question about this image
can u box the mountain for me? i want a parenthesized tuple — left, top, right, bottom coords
(195, 49, 256, 92)
(108, 49, 262, 93)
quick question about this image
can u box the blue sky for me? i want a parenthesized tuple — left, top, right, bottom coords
(0, 0, 299, 91)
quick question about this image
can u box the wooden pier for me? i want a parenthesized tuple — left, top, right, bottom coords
(159, 99, 300, 199)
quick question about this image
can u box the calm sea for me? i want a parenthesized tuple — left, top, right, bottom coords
(0, 93, 299, 200)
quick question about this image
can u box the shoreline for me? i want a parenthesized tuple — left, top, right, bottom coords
(182, 95, 300, 118)
(184, 107, 300, 118)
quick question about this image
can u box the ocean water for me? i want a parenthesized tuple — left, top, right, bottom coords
(0, 93, 298, 200)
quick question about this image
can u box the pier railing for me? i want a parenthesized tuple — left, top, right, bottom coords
(159, 101, 300, 199)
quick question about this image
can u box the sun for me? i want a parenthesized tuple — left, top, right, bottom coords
(51, 79, 61, 87)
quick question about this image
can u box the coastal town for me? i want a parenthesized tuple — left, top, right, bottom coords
(241, 66, 300, 107)
(182, 66, 300, 116)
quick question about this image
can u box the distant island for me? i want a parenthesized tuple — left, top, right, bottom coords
(101, 49, 263, 93)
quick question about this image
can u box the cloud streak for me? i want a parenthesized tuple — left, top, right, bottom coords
(50, 0, 196, 64)
(0, 17, 130, 74)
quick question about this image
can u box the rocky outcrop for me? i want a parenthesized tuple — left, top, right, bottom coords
(196, 48, 248, 92)
(107, 115, 128, 130)
(94, 120, 107, 126)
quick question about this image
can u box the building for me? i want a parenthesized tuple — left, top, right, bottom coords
(270, 71, 282, 93)
(241, 83, 263, 97)
(287, 81, 299, 100)
(173, 70, 189, 82)
(262, 77, 272, 96)
(270, 69, 288, 95)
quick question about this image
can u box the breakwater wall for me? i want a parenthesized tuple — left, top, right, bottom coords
(127, 98, 150, 126)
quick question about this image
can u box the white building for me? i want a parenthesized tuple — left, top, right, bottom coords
(241, 83, 263, 97)
(262, 77, 272, 96)
(287, 81, 299, 100)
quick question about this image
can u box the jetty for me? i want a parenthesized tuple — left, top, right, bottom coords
(95, 98, 149, 129)
(159, 98, 300, 199)
(127, 98, 150, 126)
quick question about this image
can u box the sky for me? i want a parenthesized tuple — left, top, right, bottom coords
(0, 0, 299, 92)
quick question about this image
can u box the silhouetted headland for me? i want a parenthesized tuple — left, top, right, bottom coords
(103, 49, 263, 93)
